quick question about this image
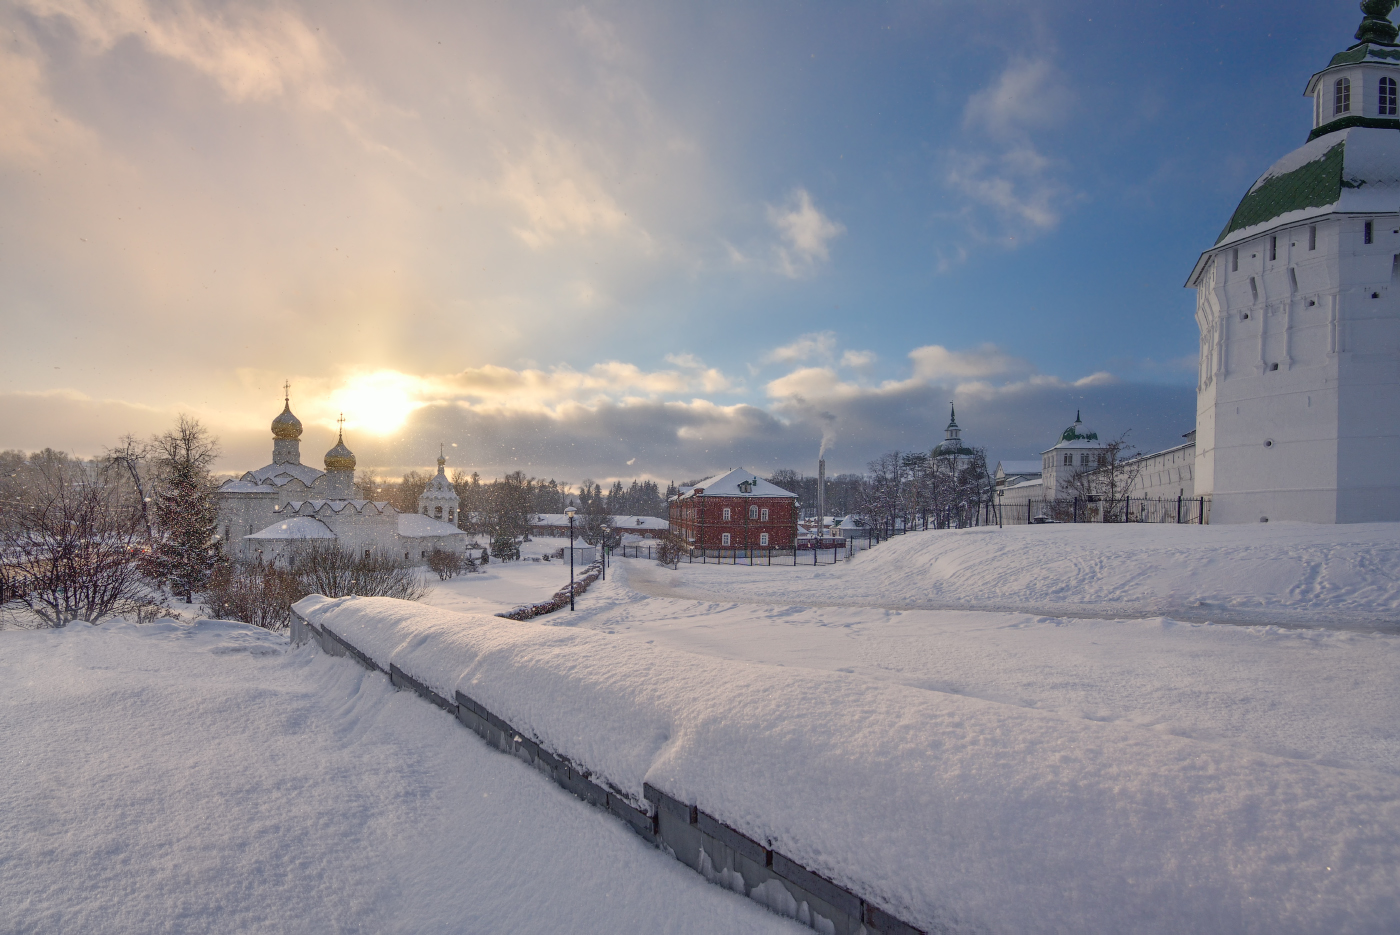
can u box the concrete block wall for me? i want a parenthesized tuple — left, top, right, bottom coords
(290, 608, 931, 935)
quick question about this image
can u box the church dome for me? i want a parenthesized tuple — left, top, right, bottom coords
(1058, 411, 1099, 444)
(324, 432, 355, 472)
(271, 401, 303, 439)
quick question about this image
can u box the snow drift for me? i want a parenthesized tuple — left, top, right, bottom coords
(294, 594, 1400, 935)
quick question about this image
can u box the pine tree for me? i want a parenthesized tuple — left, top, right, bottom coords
(147, 416, 222, 604)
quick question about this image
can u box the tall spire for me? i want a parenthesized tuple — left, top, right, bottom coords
(948, 401, 957, 427)
(436, 442, 447, 475)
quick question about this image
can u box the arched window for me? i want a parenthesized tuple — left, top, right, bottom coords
(434, 505, 442, 518)
(1382, 76, 1397, 116)
(1335, 77, 1351, 115)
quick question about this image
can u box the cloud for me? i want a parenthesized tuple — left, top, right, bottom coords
(963, 58, 1073, 138)
(763, 331, 837, 365)
(940, 57, 1079, 262)
(840, 349, 877, 370)
(497, 132, 638, 249)
(908, 343, 1026, 382)
(766, 188, 844, 277)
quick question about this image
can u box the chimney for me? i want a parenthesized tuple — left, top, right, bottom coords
(817, 458, 826, 534)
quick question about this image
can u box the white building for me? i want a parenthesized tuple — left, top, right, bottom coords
(1186, 5, 1400, 523)
(217, 395, 467, 563)
(1040, 413, 1108, 499)
(932, 404, 977, 469)
(1123, 432, 1197, 500)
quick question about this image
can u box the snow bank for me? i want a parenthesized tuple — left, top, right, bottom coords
(0, 619, 802, 935)
(650, 523, 1400, 626)
(294, 594, 1400, 935)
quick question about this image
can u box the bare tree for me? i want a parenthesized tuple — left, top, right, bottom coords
(1063, 433, 1143, 521)
(1, 454, 156, 626)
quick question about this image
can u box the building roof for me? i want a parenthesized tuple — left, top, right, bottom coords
(1002, 477, 1044, 493)
(995, 460, 1043, 477)
(677, 468, 797, 499)
(218, 480, 279, 495)
(1191, 126, 1400, 278)
(283, 499, 391, 515)
(530, 513, 667, 528)
(397, 513, 467, 539)
(1044, 413, 1103, 452)
(244, 461, 325, 487)
(246, 516, 336, 540)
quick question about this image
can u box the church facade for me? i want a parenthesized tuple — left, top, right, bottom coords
(1186, 3, 1400, 523)
(216, 395, 467, 563)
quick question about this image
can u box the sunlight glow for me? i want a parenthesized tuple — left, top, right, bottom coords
(334, 371, 422, 435)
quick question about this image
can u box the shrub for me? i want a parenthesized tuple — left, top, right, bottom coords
(427, 549, 464, 580)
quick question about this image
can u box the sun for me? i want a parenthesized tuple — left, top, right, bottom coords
(335, 371, 422, 435)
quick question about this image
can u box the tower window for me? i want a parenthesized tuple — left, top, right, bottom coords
(1249, 276, 1259, 303)
(1309, 225, 1317, 250)
(749, 505, 759, 519)
(1335, 77, 1351, 115)
(1269, 236, 1277, 261)
(1365, 220, 1374, 244)
(760, 533, 769, 546)
(760, 508, 769, 521)
(722, 507, 731, 520)
(1231, 247, 1239, 271)
(1289, 267, 1298, 293)
(1382, 76, 1397, 115)
(721, 533, 731, 546)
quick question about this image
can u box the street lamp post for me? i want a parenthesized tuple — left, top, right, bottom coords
(600, 524, 609, 580)
(565, 505, 577, 611)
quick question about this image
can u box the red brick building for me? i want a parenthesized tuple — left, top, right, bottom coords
(668, 468, 799, 550)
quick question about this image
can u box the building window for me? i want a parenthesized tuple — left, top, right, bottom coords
(1383, 76, 1398, 115)
(447, 509, 454, 522)
(1231, 247, 1238, 271)
(721, 533, 731, 546)
(422, 507, 428, 515)
(1365, 220, 1374, 244)
(1080, 453, 1091, 466)
(365, 549, 371, 558)
(1309, 225, 1317, 250)
(434, 506, 442, 517)
(722, 507, 731, 520)
(1063, 454, 1073, 466)
(760, 533, 769, 546)
(1249, 276, 1259, 303)
(760, 508, 769, 521)
(422, 550, 428, 558)
(749, 505, 759, 519)
(1335, 76, 1351, 115)
(405, 552, 410, 560)
(1269, 236, 1277, 261)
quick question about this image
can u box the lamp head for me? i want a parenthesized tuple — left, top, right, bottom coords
(565, 505, 576, 518)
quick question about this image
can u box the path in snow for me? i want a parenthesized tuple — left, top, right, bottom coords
(0, 619, 804, 935)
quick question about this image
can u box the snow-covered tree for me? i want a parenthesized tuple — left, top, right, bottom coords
(147, 416, 222, 604)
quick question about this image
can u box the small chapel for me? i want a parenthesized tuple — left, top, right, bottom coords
(216, 390, 468, 563)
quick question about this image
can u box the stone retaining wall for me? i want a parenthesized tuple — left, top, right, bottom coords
(290, 608, 928, 935)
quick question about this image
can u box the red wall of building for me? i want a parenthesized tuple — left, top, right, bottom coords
(669, 496, 798, 548)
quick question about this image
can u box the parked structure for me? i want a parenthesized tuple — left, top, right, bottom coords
(668, 468, 799, 550)
(529, 513, 669, 539)
(1186, 4, 1400, 523)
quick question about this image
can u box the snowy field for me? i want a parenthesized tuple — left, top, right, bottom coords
(5, 522, 1399, 934)
(0, 619, 802, 935)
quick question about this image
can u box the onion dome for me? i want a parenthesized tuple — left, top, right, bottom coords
(324, 429, 356, 472)
(271, 400, 303, 439)
(1059, 411, 1099, 444)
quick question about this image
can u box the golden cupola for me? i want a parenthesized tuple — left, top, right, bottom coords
(271, 400, 303, 440)
(324, 422, 356, 473)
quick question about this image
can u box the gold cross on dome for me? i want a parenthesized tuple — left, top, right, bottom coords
(337, 413, 346, 437)
(283, 380, 291, 403)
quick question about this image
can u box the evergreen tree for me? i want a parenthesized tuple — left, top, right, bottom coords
(148, 416, 221, 604)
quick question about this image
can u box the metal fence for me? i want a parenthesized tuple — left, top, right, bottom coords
(617, 544, 848, 565)
(997, 496, 1211, 525)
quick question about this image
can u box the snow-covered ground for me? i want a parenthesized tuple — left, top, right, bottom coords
(0, 619, 803, 935)
(426, 537, 577, 615)
(6, 523, 1399, 934)
(621, 521, 1400, 628)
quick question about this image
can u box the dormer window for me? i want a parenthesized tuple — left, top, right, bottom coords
(1383, 77, 1398, 116)
(1335, 77, 1351, 115)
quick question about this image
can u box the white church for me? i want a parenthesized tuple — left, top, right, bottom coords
(1186, 2, 1400, 523)
(216, 393, 468, 563)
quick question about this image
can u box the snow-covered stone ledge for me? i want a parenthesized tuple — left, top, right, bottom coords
(290, 595, 1400, 935)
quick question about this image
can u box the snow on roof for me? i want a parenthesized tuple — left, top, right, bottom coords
(996, 460, 1042, 476)
(1190, 128, 1400, 283)
(679, 468, 796, 499)
(530, 513, 667, 528)
(283, 500, 392, 515)
(218, 480, 278, 494)
(244, 461, 325, 487)
(246, 516, 336, 540)
(1003, 477, 1044, 492)
(397, 513, 467, 539)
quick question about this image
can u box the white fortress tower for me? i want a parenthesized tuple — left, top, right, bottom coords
(1187, 1, 1400, 523)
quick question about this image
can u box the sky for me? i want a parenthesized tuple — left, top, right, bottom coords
(0, 0, 1363, 483)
